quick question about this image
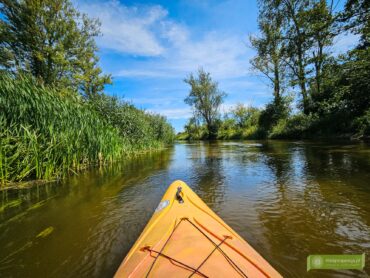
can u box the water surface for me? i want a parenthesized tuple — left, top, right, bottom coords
(0, 141, 369, 277)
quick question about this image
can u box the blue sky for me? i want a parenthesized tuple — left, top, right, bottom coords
(74, 0, 357, 132)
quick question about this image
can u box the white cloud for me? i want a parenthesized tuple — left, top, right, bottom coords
(75, 0, 264, 126)
(77, 0, 252, 80)
(160, 21, 189, 46)
(332, 32, 360, 55)
(76, 0, 166, 56)
(113, 32, 251, 80)
(168, 32, 250, 79)
(148, 107, 193, 119)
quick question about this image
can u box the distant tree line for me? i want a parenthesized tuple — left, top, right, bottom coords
(180, 0, 370, 140)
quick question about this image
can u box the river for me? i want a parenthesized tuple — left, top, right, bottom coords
(0, 141, 369, 277)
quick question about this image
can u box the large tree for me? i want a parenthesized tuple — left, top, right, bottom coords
(250, 0, 286, 103)
(0, 0, 111, 96)
(306, 0, 335, 96)
(280, 0, 312, 114)
(184, 69, 226, 139)
(254, 0, 337, 114)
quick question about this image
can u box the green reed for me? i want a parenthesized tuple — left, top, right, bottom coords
(0, 74, 174, 186)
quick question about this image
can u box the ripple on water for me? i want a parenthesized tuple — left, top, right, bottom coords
(0, 141, 370, 278)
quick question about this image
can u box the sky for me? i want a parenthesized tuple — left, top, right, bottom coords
(74, 0, 358, 132)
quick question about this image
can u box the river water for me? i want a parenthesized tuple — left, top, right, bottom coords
(0, 141, 369, 277)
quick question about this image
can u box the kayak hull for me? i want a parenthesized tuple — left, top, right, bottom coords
(115, 180, 282, 278)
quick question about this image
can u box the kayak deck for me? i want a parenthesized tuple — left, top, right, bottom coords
(115, 180, 282, 277)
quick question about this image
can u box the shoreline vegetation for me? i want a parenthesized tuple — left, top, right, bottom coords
(178, 0, 369, 141)
(0, 1, 174, 187)
(0, 74, 174, 187)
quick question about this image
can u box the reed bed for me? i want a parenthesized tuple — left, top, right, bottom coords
(0, 74, 174, 186)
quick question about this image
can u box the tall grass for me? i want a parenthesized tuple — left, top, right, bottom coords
(88, 94, 174, 149)
(0, 74, 174, 185)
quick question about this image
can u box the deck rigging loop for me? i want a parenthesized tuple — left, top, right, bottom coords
(144, 218, 248, 278)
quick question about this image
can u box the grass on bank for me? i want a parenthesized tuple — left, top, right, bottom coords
(0, 74, 174, 186)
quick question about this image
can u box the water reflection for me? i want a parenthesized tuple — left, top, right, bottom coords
(0, 141, 369, 277)
(0, 148, 174, 277)
(256, 142, 370, 277)
(187, 142, 226, 209)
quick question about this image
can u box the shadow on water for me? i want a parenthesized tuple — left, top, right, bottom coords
(0, 148, 174, 278)
(0, 141, 369, 278)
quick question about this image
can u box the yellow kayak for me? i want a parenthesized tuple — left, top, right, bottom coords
(115, 180, 282, 277)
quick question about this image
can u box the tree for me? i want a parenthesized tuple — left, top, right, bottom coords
(184, 69, 226, 139)
(250, 0, 286, 103)
(0, 0, 111, 95)
(231, 103, 260, 128)
(280, 0, 312, 114)
(309, 0, 370, 135)
(255, 0, 337, 114)
(306, 0, 335, 96)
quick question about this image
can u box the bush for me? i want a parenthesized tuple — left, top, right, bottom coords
(217, 118, 240, 139)
(269, 114, 316, 139)
(259, 97, 291, 132)
(354, 109, 370, 137)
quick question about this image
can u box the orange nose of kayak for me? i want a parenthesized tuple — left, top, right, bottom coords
(114, 180, 282, 278)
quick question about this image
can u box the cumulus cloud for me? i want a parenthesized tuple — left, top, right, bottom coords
(76, 0, 167, 56)
(167, 32, 250, 79)
(76, 0, 251, 79)
(75, 0, 263, 125)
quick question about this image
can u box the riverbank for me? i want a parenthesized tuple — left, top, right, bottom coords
(0, 74, 174, 187)
(177, 105, 370, 141)
(177, 132, 370, 141)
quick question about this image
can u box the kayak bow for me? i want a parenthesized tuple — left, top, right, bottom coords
(115, 180, 282, 278)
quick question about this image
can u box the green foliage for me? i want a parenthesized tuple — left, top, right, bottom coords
(0, 74, 174, 185)
(258, 97, 291, 132)
(253, 0, 337, 114)
(250, 0, 286, 101)
(269, 114, 316, 139)
(310, 1, 370, 137)
(182, 117, 208, 140)
(217, 118, 239, 139)
(354, 109, 370, 136)
(88, 94, 174, 147)
(231, 103, 260, 128)
(184, 69, 226, 139)
(0, 0, 111, 95)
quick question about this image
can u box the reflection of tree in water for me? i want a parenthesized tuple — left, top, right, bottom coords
(69, 147, 176, 277)
(260, 141, 294, 184)
(189, 141, 226, 210)
(300, 143, 370, 276)
(256, 141, 310, 271)
(0, 147, 176, 277)
(256, 141, 370, 277)
(0, 147, 175, 220)
(302, 144, 370, 253)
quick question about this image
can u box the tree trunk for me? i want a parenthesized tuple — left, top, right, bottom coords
(273, 58, 281, 102)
